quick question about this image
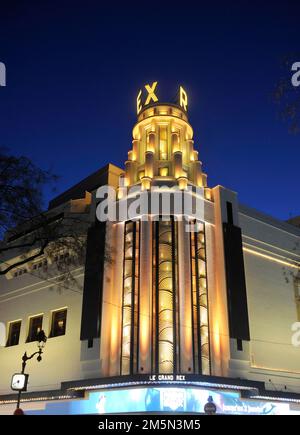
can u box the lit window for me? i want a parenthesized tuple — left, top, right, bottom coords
(14, 268, 27, 277)
(7, 321, 21, 346)
(50, 309, 67, 337)
(27, 315, 43, 342)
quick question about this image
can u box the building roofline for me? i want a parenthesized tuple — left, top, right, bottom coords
(2, 374, 300, 406)
(48, 163, 123, 210)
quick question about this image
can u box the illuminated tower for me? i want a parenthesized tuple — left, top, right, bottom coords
(100, 84, 213, 377)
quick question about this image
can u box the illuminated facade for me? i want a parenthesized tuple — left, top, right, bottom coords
(98, 99, 212, 379)
(0, 84, 300, 414)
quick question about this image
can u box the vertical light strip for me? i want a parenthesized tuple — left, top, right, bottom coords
(152, 222, 157, 373)
(139, 221, 152, 373)
(121, 221, 139, 375)
(197, 225, 210, 375)
(190, 229, 200, 373)
(157, 220, 175, 373)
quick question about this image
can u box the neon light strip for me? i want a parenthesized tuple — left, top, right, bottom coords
(243, 235, 300, 260)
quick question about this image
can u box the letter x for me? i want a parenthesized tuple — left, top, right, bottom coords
(145, 81, 158, 105)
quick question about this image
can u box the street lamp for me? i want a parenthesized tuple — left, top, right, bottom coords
(11, 330, 47, 412)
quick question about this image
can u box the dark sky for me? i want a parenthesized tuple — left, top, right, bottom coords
(0, 0, 299, 220)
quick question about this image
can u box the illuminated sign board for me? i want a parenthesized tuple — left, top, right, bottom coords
(136, 82, 188, 114)
(26, 386, 300, 415)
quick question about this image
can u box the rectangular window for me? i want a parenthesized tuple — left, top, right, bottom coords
(50, 309, 67, 337)
(27, 315, 43, 342)
(159, 126, 168, 160)
(159, 167, 169, 176)
(7, 321, 21, 346)
(88, 339, 94, 348)
(190, 221, 210, 375)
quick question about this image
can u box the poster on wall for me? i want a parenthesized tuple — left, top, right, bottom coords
(26, 387, 300, 415)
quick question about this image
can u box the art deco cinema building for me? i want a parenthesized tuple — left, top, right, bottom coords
(0, 84, 300, 415)
(100, 90, 212, 379)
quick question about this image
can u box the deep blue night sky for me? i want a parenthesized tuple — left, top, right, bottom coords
(0, 1, 299, 220)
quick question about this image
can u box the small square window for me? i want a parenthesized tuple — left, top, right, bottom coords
(27, 315, 43, 342)
(7, 321, 21, 346)
(50, 309, 67, 337)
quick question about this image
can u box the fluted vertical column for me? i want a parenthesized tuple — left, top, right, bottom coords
(125, 160, 136, 186)
(187, 139, 194, 162)
(147, 132, 156, 152)
(178, 220, 193, 373)
(138, 220, 152, 373)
